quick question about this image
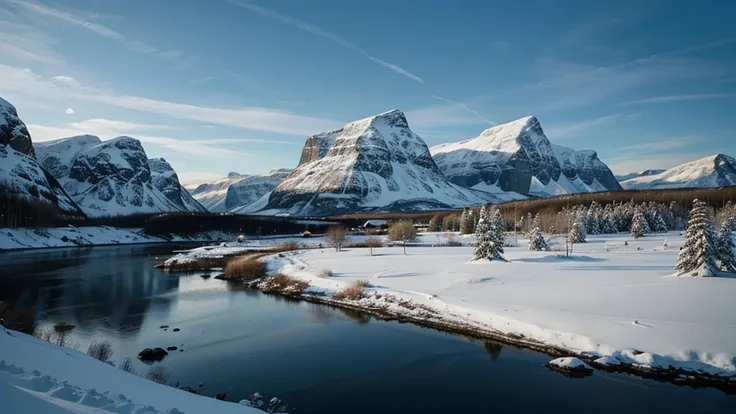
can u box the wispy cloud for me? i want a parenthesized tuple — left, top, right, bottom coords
(545, 114, 622, 139)
(430, 95, 496, 125)
(178, 171, 231, 187)
(619, 137, 696, 152)
(64, 107, 75, 115)
(6, 0, 179, 57)
(621, 93, 733, 105)
(0, 64, 342, 136)
(491, 40, 510, 52)
(227, 0, 423, 83)
(405, 104, 492, 129)
(605, 134, 708, 174)
(52, 75, 81, 87)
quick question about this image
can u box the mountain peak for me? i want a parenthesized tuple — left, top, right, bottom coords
(227, 172, 242, 178)
(620, 153, 736, 190)
(344, 109, 409, 132)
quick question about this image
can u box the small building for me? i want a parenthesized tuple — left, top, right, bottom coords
(362, 220, 388, 229)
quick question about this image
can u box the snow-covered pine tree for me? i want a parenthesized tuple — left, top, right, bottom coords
(473, 206, 492, 261)
(652, 212, 668, 233)
(489, 207, 506, 260)
(528, 213, 548, 251)
(569, 220, 586, 244)
(676, 199, 719, 277)
(716, 225, 736, 273)
(631, 207, 646, 239)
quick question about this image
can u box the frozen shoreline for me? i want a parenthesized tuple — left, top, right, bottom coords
(255, 232, 736, 388)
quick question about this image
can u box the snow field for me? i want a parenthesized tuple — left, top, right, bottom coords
(265, 232, 736, 377)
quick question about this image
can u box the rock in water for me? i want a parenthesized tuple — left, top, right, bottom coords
(248, 109, 517, 216)
(546, 357, 594, 377)
(430, 116, 621, 196)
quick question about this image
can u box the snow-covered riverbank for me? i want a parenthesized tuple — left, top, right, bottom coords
(0, 327, 266, 413)
(263, 232, 736, 381)
(0, 226, 240, 251)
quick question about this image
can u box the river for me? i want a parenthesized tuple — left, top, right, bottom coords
(0, 244, 734, 413)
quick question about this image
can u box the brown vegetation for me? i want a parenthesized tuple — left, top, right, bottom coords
(222, 257, 268, 281)
(333, 280, 369, 301)
(118, 357, 136, 374)
(260, 274, 309, 294)
(319, 268, 333, 278)
(0, 302, 36, 334)
(388, 221, 417, 241)
(326, 225, 348, 251)
(87, 340, 113, 363)
(146, 366, 170, 384)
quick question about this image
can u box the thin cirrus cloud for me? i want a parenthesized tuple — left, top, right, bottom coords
(544, 114, 623, 139)
(227, 0, 424, 83)
(0, 64, 342, 137)
(64, 107, 75, 115)
(621, 93, 733, 105)
(5, 0, 177, 57)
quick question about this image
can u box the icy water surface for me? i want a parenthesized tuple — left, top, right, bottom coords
(1, 244, 735, 413)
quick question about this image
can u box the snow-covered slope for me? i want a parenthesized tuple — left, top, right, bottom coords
(253, 110, 514, 216)
(190, 170, 292, 213)
(35, 136, 200, 217)
(430, 116, 622, 197)
(149, 158, 207, 212)
(189, 172, 249, 212)
(620, 154, 736, 190)
(615, 169, 665, 182)
(0, 97, 83, 216)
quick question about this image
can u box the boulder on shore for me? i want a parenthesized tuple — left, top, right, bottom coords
(137, 347, 169, 361)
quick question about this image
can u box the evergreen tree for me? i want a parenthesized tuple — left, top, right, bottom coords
(528, 213, 548, 251)
(676, 199, 719, 277)
(652, 212, 668, 233)
(473, 206, 492, 261)
(631, 207, 647, 239)
(716, 225, 736, 273)
(569, 221, 586, 244)
(488, 208, 507, 260)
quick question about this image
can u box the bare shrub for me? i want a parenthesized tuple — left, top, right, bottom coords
(301, 231, 312, 238)
(87, 340, 113, 363)
(0, 303, 36, 334)
(118, 357, 136, 374)
(333, 280, 368, 301)
(146, 365, 170, 384)
(53, 322, 75, 347)
(363, 238, 383, 247)
(261, 274, 309, 293)
(388, 221, 417, 242)
(223, 258, 267, 281)
(326, 226, 347, 251)
(319, 268, 333, 278)
(33, 326, 54, 342)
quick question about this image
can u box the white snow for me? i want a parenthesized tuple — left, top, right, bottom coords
(266, 232, 736, 376)
(594, 356, 622, 366)
(548, 357, 592, 370)
(191, 170, 292, 213)
(620, 154, 736, 190)
(0, 328, 264, 413)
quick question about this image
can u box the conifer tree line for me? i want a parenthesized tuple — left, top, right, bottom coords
(676, 199, 736, 276)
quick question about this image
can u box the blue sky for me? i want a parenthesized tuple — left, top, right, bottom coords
(1, 0, 734, 186)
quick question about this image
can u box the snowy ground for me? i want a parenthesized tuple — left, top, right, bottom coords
(266, 232, 736, 378)
(0, 226, 253, 251)
(0, 328, 265, 413)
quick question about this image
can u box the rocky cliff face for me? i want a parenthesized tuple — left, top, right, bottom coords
(430, 116, 622, 196)
(35, 136, 200, 217)
(620, 154, 736, 190)
(190, 169, 292, 213)
(254, 110, 511, 216)
(148, 158, 207, 212)
(0, 96, 83, 217)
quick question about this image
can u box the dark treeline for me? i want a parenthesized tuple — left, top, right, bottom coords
(0, 191, 82, 228)
(495, 187, 736, 219)
(142, 213, 338, 237)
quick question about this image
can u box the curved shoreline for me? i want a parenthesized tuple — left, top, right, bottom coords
(248, 282, 736, 394)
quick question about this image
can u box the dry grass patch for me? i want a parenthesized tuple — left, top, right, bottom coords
(319, 268, 333, 278)
(146, 366, 170, 384)
(333, 280, 369, 301)
(87, 340, 113, 363)
(222, 257, 267, 281)
(261, 274, 309, 293)
(271, 242, 298, 253)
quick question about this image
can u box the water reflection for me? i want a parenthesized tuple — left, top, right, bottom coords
(483, 341, 503, 361)
(0, 246, 180, 337)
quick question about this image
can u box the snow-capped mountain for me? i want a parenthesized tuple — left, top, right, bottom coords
(0, 96, 83, 216)
(430, 116, 622, 197)
(190, 169, 292, 212)
(35, 135, 203, 217)
(620, 154, 736, 190)
(148, 158, 207, 212)
(246, 109, 515, 216)
(615, 169, 666, 182)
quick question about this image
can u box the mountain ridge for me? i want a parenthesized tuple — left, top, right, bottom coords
(620, 154, 736, 190)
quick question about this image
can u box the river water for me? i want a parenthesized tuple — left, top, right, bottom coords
(0, 244, 734, 413)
